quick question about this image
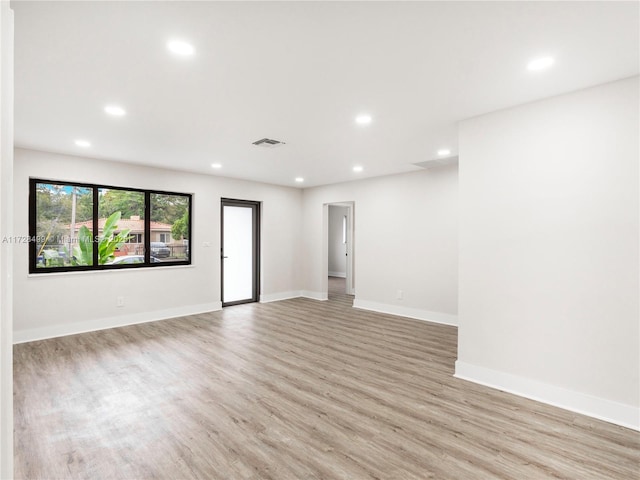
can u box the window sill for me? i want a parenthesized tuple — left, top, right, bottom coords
(27, 263, 195, 278)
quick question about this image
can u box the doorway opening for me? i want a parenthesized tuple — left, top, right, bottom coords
(221, 198, 260, 306)
(325, 202, 355, 302)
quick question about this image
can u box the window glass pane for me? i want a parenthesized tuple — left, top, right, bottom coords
(150, 193, 190, 262)
(31, 180, 192, 272)
(97, 188, 145, 265)
(35, 183, 93, 268)
(222, 205, 253, 302)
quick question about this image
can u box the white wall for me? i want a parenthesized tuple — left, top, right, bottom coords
(13, 148, 303, 341)
(302, 166, 458, 325)
(0, 3, 13, 477)
(456, 77, 639, 430)
(328, 205, 347, 277)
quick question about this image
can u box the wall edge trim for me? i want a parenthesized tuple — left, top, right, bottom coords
(301, 290, 328, 301)
(260, 291, 302, 303)
(454, 360, 639, 431)
(13, 302, 222, 344)
(353, 299, 458, 326)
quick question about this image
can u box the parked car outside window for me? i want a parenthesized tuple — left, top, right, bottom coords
(150, 242, 170, 258)
(107, 255, 161, 265)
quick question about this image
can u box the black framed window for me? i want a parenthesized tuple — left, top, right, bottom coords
(29, 179, 192, 273)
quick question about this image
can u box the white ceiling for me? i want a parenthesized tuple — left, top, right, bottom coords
(12, 1, 639, 188)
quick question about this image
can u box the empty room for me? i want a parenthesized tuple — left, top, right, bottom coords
(0, 1, 638, 479)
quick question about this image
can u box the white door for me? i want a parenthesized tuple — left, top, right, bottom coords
(345, 205, 354, 295)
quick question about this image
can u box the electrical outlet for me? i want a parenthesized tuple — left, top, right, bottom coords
(116, 296, 125, 307)
(396, 290, 403, 300)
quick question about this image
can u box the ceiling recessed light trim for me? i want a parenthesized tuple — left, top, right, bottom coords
(167, 39, 195, 56)
(104, 105, 126, 116)
(295, 177, 304, 183)
(437, 149, 451, 156)
(527, 56, 554, 71)
(211, 163, 222, 169)
(74, 139, 91, 148)
(353, 166, 363, 173)
(355, 114, 372, 125)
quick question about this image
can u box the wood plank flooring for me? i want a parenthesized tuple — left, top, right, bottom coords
(14, 278, 639, 479)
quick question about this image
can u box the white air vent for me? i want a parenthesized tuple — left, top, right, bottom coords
(252, 138, 286, 147)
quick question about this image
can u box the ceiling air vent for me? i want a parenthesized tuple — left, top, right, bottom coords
(252, 138, 286, 147)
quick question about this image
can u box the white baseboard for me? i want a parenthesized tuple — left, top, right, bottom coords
(301, 290, 328, 301)
(13, 302, 223, 344)
(258, 290, 333, 303)
(353, 299, 458, 327)
(260, 291, 302, 303)
(454, 361, 639, 431)
(328, 271, 346, 278)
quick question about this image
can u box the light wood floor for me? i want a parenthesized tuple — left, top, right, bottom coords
(14, 278, 639, 479)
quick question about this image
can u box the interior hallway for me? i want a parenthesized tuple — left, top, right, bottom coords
(328, 275, 353, 307)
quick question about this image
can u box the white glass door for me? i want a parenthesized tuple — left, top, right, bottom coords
(221, 200, 259, 305)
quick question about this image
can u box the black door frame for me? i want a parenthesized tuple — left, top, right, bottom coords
(221, 198, 261, 306)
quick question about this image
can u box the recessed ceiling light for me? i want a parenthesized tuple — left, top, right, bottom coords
(167, 40, 195, 56)
(355, 114, 372, 125)
(104, 105, 126, 116)
(74, 139, 91, 148)
(211, 163, 222, 169)
(295, 177, 304, 183)
(527, 56, 554, 71)
(437, 149, 451, 156)
(353, 166, 363, 172)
